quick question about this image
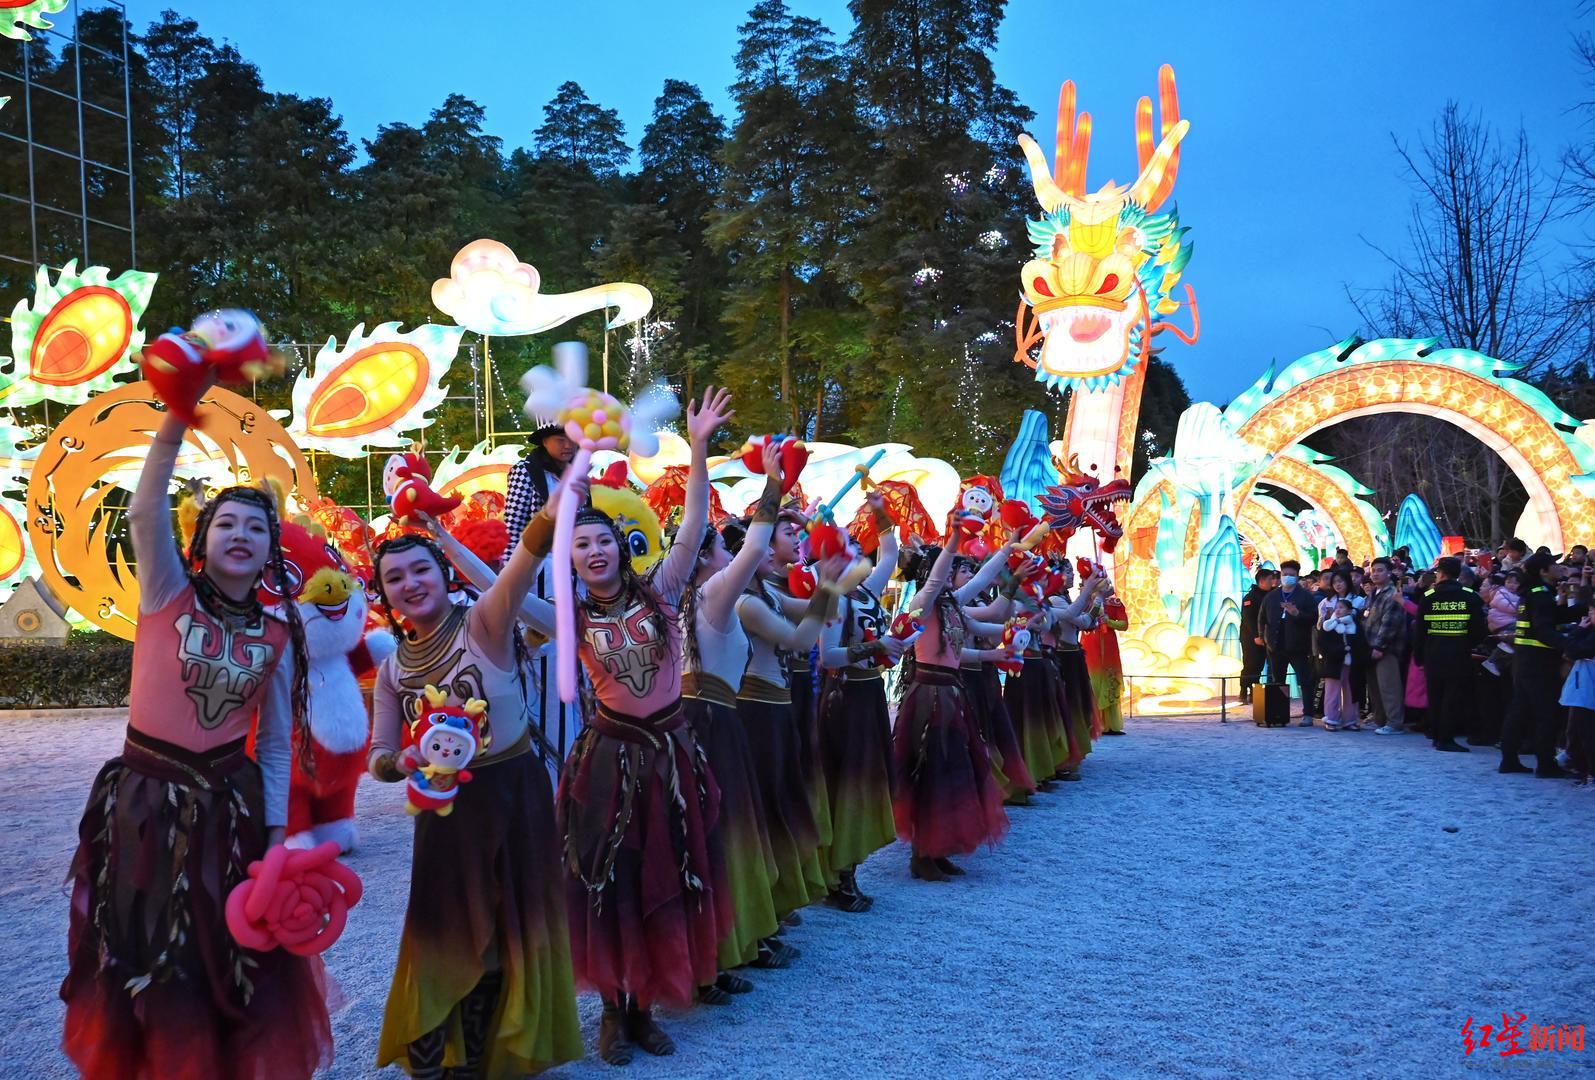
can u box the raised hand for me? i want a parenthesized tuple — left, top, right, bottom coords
(543, 471, 591, 519)
(760, 438, 782, 487)
(686, 386, 735, 444)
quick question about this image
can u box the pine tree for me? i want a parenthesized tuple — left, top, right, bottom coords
(844, 0, 1036, 467)
(709, 0, 867, 435)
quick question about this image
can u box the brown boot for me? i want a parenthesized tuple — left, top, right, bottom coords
(625, 1001, 676, 1057)
(599, 1001, 633, 1066)
(909, 854, 949, 881)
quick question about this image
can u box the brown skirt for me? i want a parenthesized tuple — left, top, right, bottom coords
(61, 728, 334, 1080)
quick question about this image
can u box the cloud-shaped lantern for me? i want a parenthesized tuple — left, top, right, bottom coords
(431, 239, 653, 337)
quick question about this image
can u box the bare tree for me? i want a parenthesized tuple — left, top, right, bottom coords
(1339, 104, 1578, 543)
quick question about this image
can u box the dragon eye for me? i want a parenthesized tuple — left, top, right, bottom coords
(1032, 276, 1054, 298)
(1095, 273, 1120, 295)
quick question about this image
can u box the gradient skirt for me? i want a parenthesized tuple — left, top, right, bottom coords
(379, 743, 582, 1077)
(1054, 647, 1098, 766)
(559, 702, 728, 1010)
(892, 663, 1009, 857)
(738, 678, 822, 917)
(683, 682, 780, 969)
(817, 671, 897, 875)
(787, 651, 834, 890)
(1003, 655, 1072, 782)
(62, 729, 334, 1080)
(963, 664, 1037, 800)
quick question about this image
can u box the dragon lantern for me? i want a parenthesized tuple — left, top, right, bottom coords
(1014, 64, 1197, 531)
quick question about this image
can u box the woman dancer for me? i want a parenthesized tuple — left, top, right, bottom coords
(1082, 579, 1130, 736)
(62, 403, 333, 1080)
(816, 492, 903, 911)
(894, 542, 1011, 881)
(679, 441, 807, 997)
(1047, 562, 1109, 777)
(735, 510, 850, 928)
(369, 494, 584, 1075)
(950, 552, 1037, 806)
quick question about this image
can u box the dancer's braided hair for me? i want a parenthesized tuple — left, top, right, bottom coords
(370, 533, 456, 642)
(187, 486, 314, 777)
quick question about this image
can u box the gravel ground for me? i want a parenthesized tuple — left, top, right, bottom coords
(6, 711, 1592, 1079)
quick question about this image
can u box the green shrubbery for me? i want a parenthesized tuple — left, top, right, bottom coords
(0, 631, 133, 709)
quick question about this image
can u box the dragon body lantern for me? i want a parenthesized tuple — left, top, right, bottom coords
(1014, 64, 1197, 552)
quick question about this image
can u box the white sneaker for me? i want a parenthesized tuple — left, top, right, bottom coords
(1481, 659, 1499, 677)
(1556, 749, 1571, 769)
(1374, 726, 1402, 736)
(1298, 717, 1314, 727)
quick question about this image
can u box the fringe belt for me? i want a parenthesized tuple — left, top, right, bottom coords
(910, 661, 961, 687)
(561, 700, 711, 910)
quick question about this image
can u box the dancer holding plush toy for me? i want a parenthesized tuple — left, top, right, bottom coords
(367, 478, 583, 1075)
(61, 360, 333, 1080)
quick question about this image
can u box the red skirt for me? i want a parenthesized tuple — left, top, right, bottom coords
(891, 663, 1008, 857)
(61, 729, 334, 1080)
(558, 700, 730, 1009)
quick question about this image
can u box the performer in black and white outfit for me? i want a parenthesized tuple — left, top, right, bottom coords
(504, 413, 585, 770)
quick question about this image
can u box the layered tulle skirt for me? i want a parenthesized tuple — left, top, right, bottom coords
(559, 701, 729, 1009)
(1053, 646, 1097, 766)
(62, 729, 335, 1080)
(683, 677, 779, 969)
(817, 670, 897, 875)
(737, 676, 822, 916)
(379, 739, 583, 1077)
(892, 663, 1008, 857)
(1002, 654, 1072, 782)
(962, 663, 1037, 800)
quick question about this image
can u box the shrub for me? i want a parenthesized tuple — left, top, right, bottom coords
(0, 630, 133, 709)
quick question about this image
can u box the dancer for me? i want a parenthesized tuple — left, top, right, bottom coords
(950, 552, 1037, 805)
(1082, 578, 1130, 735)
(511, 389, 747, 1063)
(894, 542, 1011, 881)
(62, 402, 334, 1080)
(817, 492, 904, 911)
(734, 509, 848, 928)
(369, 487, 584, 1076)
(679, 440, 798, 998)
(1046, 561, 1110, 777)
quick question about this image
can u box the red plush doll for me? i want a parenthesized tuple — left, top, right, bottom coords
(403, 687, 491, 816)
(383, 451, 462, 523)
(140, 309, 280, 423)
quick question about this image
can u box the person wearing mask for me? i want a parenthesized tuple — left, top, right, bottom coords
(1262, 560, 1318, 725)
(1412, 557, 1487, 753)
(503, 415, 583, 767)
(1364, 558, 1409, 736)
(1238, 568, 1275, 703)
(1500, 552, 1575, 778)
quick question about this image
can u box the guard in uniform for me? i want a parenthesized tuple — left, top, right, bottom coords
(1500, 552, 1573, 777)
(1412, 557, 1487, 752)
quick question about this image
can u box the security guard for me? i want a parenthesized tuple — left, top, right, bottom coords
(1500, 552, 1573, 777)
(1413, 557, 1487, 752)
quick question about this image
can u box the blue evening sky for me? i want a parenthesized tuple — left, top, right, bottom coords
(122, 0, 1592, 405)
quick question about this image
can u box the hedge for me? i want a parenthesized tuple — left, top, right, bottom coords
(0, 631, 133, 709)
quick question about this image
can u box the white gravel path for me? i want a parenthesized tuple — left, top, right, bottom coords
(5, 712, 1592, 1079)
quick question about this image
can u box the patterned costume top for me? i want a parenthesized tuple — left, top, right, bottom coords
(371, 604, 530, 763)
(128, 491, 293, 824)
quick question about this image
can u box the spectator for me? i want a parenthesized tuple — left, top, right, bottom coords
(1263, 559, 1319, 725)
(1316, 572, 1362, 730)
(1500, 552, 1575, 777)
(1238, 567, 1274, 702)
(1364, 557, 1409, 735)
(1560, 602, 1595, 786)
(1412, 557, 1487, 753)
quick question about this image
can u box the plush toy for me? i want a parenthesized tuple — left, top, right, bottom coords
(255, 501, 396, 854)
(383, 451, 462, 524)
(139, 309, 280, 423)
(950, 509, 990, 558)
(590, 460, 666, 574)
(738, 434, 809, 494)
(404, 686, 490, 816)
(786, 563, 817, 600)
(999, 498, 1039, 534)
(997, 621, 1031, 676)
(867, 611, 924, 667)
(806, 519, 848, 561)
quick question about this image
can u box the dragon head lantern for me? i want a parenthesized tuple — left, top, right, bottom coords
(1038, 457, 1133, 554)
(1014, 64, 1195, 393)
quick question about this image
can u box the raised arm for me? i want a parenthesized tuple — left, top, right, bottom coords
(703, 466, 781, 629)
(131, 412, 193, 613)
(954, 543, 1013, 603)
(430, 517, 558, 638)
(740, 587, 833, 654)
(861, 492, 899, 597)
(905, 541, 958, 615)
(654, 386, 734, 605)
